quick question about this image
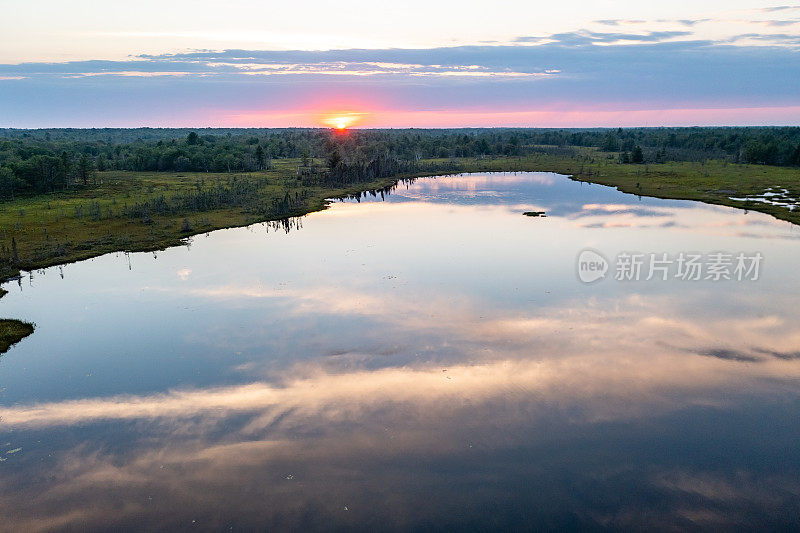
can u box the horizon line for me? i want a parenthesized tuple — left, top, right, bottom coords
(3, 124, 800, 131)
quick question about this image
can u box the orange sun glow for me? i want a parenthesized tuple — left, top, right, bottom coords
(320, 112, 363, 130)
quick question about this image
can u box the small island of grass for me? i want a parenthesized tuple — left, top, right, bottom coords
(0, 319, 34, 354)
(0, 287, 35, 353)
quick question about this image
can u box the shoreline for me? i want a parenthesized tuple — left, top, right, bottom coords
(0, 156, 798, 353)
(2, 155, 799, 284)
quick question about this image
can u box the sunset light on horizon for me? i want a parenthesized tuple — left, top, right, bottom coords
(217, 105, 800, 130)
(319, 112, 366, 130)
(2, 1, 799, 127)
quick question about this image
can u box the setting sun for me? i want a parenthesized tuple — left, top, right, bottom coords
(321, 112, 364, 130)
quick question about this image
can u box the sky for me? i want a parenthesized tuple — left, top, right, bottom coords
(0, 1, 799, 127)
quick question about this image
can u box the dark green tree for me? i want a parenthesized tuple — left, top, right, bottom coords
(255, 145, 266, 170)
(0, 167, 22, 199)
(602, 131, 620, 152)
(77, 154, 94, 185)
(791, 143, 800, 166)
(327, 149, 342, 170)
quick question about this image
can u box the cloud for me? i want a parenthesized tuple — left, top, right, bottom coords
(676, 19, 712, 26)
(594, 19, 647, 26)
(516, 30, 693, 46)
(757, 5, 800, 13)
(1, 35, 800, 126)
(0, 55, 555, 80)
(758, 19, 800, 27)
(595, 19, 710, 28)
(754, 348, 800, 360)
(730, 32, 800, 44)
(697, 348, 763, 362)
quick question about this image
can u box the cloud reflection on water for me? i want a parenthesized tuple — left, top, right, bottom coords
(2, 173, 800, 530)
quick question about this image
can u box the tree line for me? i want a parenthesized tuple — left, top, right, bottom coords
(1, 127, 799, 200)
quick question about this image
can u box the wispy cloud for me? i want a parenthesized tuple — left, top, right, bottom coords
(675, 19, 712, 26)
(595, 18, 711, 28)
(730, 32, 800, 45)
(0, 55, 557, 80)
(757, 5, 800, 13)
(1, 33, 799, 127)
(64, 71, 193, 78)
(594, 19, 647, 26)
(515, 30, 693, 45)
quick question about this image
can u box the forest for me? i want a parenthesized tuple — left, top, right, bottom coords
(1, 127, 799, 200)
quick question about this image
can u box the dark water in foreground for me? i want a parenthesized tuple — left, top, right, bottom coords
(1, 172, 800, 531)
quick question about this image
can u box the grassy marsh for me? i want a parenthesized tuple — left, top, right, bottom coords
(1, 149, 799, 283)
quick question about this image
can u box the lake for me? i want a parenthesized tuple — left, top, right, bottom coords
(1, 172, 800, 530)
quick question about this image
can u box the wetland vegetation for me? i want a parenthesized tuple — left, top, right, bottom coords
(0, 317, 34, 353)
(0, 288, 33, 352)
(0, 127, 799, 283)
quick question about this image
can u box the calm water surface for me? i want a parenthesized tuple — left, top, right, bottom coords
(1, 172, 800, 530)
